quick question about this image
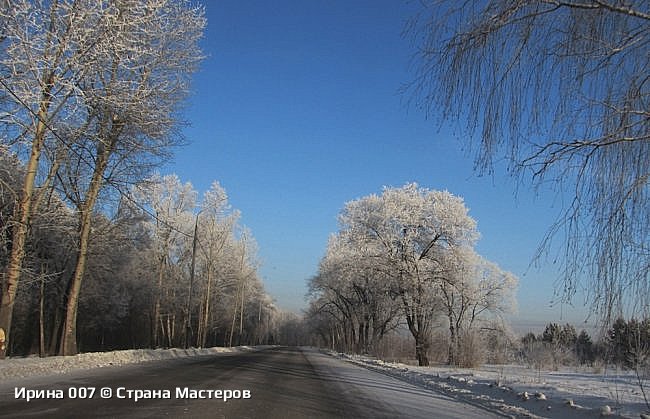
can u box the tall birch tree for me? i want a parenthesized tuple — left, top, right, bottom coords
(405, 0, 649, 322)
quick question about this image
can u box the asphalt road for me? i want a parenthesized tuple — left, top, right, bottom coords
(0, 347, 500, 418)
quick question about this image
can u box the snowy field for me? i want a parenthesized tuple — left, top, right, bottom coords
(334, 352, 650, 418)
(0, 346, 273, 381)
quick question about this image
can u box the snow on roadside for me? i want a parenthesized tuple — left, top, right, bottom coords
(331, 352, 650, 419)
(0, 346, 275, 381)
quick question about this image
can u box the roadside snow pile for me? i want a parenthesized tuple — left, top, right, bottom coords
(0, 346, 273, 380)
(333, 353, 649, 419)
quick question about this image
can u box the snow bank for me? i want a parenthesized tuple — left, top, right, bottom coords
(0, 346, 274, 381)
(332, 352, 650, 419)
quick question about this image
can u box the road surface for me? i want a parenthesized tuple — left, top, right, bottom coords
(0, 347, 502, 418)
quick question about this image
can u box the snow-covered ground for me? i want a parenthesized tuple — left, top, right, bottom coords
(0, 346, 273, 381)
(334, 352, 650, 418)
(2, 346, 648, 418)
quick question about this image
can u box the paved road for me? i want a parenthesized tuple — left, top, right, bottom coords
(0, 347, 500, 418)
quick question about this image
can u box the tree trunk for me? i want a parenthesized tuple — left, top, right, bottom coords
(363, 316, 371, 354)
(153, 255, 165, 348)
(415, 333, 430, 366)
(39, 275, 45, 357)
(60, 128, 117, 355)
(404, 297, 430, 366)
(448, 321, 457, 366)
(59, 204, 94, 355)
(48, 303, 63, 356)
(199, 270, 212, 348)
(166, 314, 174, 347)
(238, 281, 245, 345)
(228, 287, 238, 347)
(448, 311, 463, 366)
(0, 83, 53, 359)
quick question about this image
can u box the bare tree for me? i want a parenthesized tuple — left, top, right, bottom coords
(405, 0, 649, 323)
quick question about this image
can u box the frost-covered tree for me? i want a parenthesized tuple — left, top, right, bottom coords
(0, 0, 205, 357)
(0, 148, 83, 356)
(341, 184, 479, 365)
(308, 234, 401, 354)
(0, 0, 108, 358)
(75, 214, 136, 351)
(405, 0, 649, 323)
(227, 229, 262, 347)
(132, 174, 196, 348)
(1, 151, 273, 354)
(322, 183, 517, 366)
(437, 247, 517, 365)
(194, 182, 239, 348)
(130, 174, 272, 350)
(56, 0, 205, 356)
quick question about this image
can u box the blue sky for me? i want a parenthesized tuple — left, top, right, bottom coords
(166, 1, 594, 329)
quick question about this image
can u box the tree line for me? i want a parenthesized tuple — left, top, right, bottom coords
(521, 319, 650, 374)
(306, 183, 517, 366)
(0, 1, 282, 358)
(1, 154, 279, 356)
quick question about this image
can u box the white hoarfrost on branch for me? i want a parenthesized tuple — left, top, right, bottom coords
(405, 0, 649, 323)
(308, 183, 517, 367)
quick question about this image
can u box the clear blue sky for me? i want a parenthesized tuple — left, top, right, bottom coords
(166, 0, 594, 329)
